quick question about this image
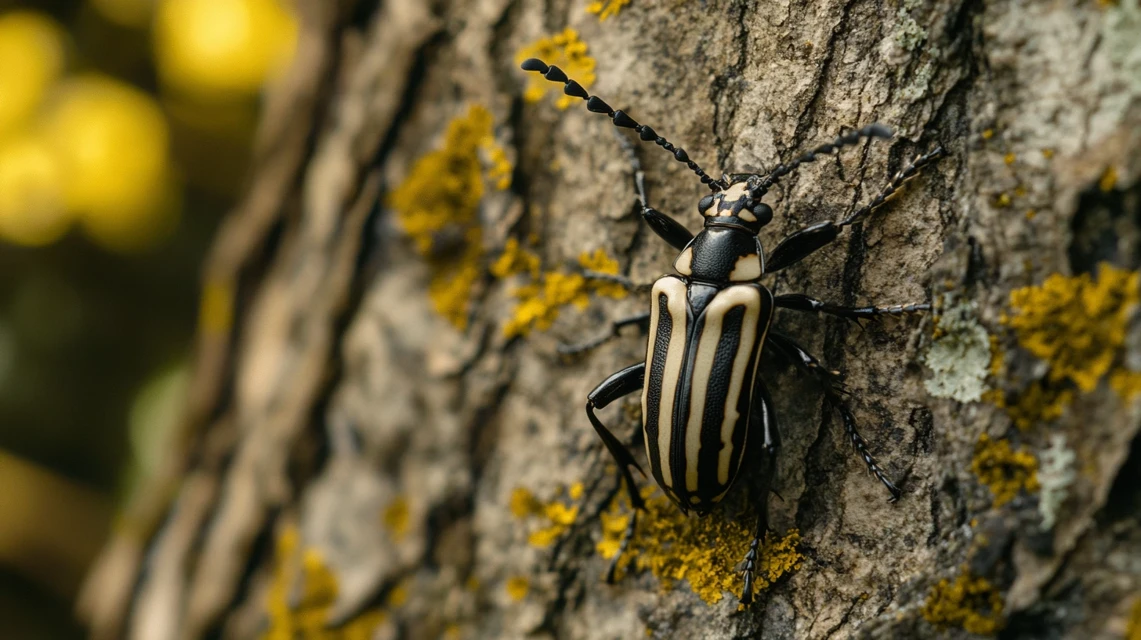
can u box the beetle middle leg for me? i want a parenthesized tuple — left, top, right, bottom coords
(774, 293, 930, 322)
(766, 332, 902, 502)
(764, 147, 945, 272)
(559, 311, 651, 356)
(737, 376, 781, 605)
(585, 362, 648, 581)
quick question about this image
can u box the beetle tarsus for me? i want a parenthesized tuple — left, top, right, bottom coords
(605, 508, 639, 584)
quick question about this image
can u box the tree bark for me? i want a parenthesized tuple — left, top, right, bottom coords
(80, 0, 1141, 638)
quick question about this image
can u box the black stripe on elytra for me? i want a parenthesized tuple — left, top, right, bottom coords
(644, 292, 671, 489)
(671, 302, 707, 505)
(696, 305, 746, 502)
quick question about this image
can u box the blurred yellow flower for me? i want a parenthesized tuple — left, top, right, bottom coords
(91, 0, 155, 29)
(155, 0, 298, 98)
(0, 11, 67, 138)
(42, 74, 179, 252)
(0, 132, 69, 246)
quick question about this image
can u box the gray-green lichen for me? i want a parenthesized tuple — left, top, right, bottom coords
(923, 297, 991, 403)
(894, 7, 927, 52)
(1037, 434, 1076, 531)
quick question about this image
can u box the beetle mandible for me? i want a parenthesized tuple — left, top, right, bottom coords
(520, 57, 943, 605)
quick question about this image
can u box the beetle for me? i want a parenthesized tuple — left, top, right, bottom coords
(520, 57, 943, 604)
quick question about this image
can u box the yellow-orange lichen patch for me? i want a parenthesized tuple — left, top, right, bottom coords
(490, 238, 541, 279)
(264, 526, 386, 640)
(597, 487, 802, 605)
(516, 30, 595, 109)
(971, 434, 1039, 507)
(503, 248, 628, 338)
(1003, 382, 1074, 432)
(509, 484, 581, 548)
(382, 496, 410, 542)
(388, 105, 511, 329)
(921, 569, 1005, 635)
(1005, 264, 1139, 392)
(587, 0, 631, 21)
(505, 575, 530, 602)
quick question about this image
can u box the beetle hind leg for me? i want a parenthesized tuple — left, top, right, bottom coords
(738, 376, 781, 605)
(767, 332, 902, 502)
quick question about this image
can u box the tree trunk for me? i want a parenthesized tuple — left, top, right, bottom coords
(80, 0, 1141, 638)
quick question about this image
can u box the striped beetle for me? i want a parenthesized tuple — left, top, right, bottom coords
(520, 58, 942, 604)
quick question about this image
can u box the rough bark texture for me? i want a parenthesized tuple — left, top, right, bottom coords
(80, 0, 1141, 638)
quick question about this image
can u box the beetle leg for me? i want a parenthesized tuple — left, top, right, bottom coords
(579, 270, 653, 293)
(774, 293, 930, 322)
(738, 376, 781, 605)
(586, 363, 648, 512)
(764, 147, 944, 272)
(766, 332, 902, 502)
(613, 128, 696, 251)
(559, 312, 652, 356)
(605, 508, 638, 584)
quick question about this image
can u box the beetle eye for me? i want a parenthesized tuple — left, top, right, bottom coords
(752, 203, 773, 226)
(698, 195, 714, 213)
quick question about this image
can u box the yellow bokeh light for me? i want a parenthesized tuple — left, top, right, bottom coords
(154, 0, 298, 98)
(0, 132, 70, 246)
(0, 11, 67, 139)
(41, 74, 179, 252)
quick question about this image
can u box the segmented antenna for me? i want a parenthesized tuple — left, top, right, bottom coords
(751, 124, 894, 197)
(520, 58, 725, 191)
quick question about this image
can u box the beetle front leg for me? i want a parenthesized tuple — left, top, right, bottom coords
(766, 332, 902, 502)
(764, 147, 944, 272)
(614, 128, 695, 251)
(738, 376, 781, 605)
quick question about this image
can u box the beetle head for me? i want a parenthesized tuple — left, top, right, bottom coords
(697, 177, 773, 234)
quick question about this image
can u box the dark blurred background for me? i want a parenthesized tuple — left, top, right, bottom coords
(0, 0, 295, 635)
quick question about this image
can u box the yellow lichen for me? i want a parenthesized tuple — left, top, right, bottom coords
(981, 128, 994, 140)
(1100, 165, 1118, 192)
(264, 526, 386, 640)
(1127, 597, 1141, 640)
(1003, 153, 1016, 165)
(569, 481, 585, 500)
(1110, 370, 1141, 401)
(386, 579, 409, 608)
(382, 497, 410, 542)
(579, 248, 629, 300)
(586, 0, 632, 20)
(1041, 148, 1055, 159)
(1004, 382, 1073, 431)
(505, 575, 530, 602)
(971, 434, 1039, 507)
(921, 569, 1005, 635)
(509, 486, 542, 518)
(490, 238, 541, 279)
(510, 484, 582, 548)
(503, 248, 629, 338)
(1005, 264, 1140, 392)
(597, 487, 802, 605)
(516, 29, 596, 109)
(388, 105, 510, 329)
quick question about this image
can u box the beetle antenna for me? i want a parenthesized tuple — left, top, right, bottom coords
(752, 124, 894, 197)
(520, 58, 726, 191)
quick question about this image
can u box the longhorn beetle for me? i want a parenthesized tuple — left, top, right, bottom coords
(520, 58, 943, 605)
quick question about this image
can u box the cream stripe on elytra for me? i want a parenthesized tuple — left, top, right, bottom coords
(714, 287, 763, 485)
(650, 277, 688, 489)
